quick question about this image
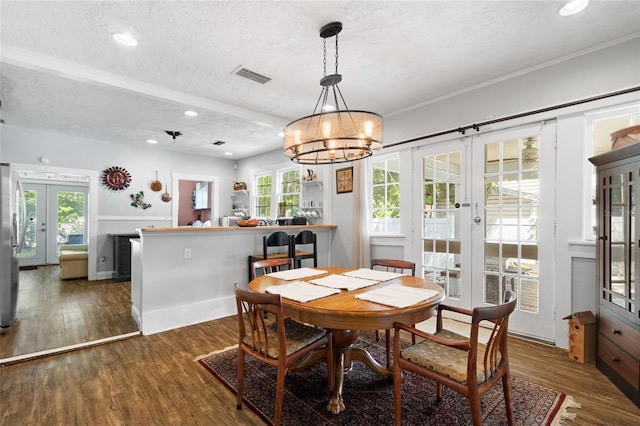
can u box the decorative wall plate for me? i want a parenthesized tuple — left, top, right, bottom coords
(102, 166, 132, 191)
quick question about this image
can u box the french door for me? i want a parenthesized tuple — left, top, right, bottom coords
(415, 122, 556, 342)
(19, 183, 88, 266)
(415, 139, 472, 309)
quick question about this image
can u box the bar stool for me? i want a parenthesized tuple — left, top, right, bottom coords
(247, 231, 293, 282)
(292, 230, 317, 268)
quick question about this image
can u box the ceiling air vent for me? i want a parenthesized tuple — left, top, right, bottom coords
(234, 67, 271, 85)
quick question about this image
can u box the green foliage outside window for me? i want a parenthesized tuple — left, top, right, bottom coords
(279, 169, 300, 217)
(255, 174, 272, 217)
(57, 192, 85, 244)
(372, 157, 400, 232)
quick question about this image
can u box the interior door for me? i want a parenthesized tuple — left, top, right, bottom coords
(19, 183, 88, 266)
(471, 122, 556, 341)
(414, 138, 472, 309)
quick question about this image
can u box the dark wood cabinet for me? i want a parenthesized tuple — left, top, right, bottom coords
(590, 144, 640, 407)
(111, 233, 140, 282)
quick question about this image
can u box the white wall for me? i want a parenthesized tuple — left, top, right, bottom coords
(0, 125, 238, 277)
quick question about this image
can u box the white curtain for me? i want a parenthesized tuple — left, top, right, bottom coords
(352, 158, 371, 268)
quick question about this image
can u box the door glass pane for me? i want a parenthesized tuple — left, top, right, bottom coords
(521, 137, 539, 171)
(485, 143, 499, 173)
(483, 135, 540, 311)
(57, 190, 86, 253)
(423, 151, 462, 300)
(18, 189, 37, 259)
(503, 139, 518, 173)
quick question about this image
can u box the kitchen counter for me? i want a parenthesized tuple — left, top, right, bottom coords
(130, 224, 336, 335)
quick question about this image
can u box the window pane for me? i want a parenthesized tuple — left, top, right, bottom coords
(503, 139, 518, 172)
(372, 154, 401, 233)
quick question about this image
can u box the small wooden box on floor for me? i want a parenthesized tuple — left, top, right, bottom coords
(563, 311, 596, 363)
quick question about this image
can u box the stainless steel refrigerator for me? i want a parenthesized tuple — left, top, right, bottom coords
(1, 162, 25, 328)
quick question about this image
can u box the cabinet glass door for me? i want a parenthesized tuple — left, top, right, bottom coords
(600, 165, 636, 319)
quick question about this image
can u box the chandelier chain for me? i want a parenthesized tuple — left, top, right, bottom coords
(323, 38, 327, 77)
(335, 34, 339, 74)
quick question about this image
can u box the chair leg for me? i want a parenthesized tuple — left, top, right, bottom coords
(502, 372, 515, 426)
(394, 359, 404, 426)
(469, 391, 483, 426)
(375, 330, 380, 341)
(436, 382, 443, 403)
(385, 329, 391, 367)
(274, 365, 286, 425)
(410, 324, 416, 344)
(236, 349, 245, 410)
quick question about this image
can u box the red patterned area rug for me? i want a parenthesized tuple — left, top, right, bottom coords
(198, 333, 579, 425)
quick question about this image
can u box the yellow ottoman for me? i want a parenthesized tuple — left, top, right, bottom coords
(59, 244, 88, 279)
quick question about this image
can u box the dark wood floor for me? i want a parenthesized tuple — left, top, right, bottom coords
(0, 265, 138, 359)
(1, 267, 638, 424)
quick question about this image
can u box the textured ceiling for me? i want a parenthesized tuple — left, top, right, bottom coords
(1, 1, 639, 159)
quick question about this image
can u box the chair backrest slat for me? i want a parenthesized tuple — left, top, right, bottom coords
(235, 283, 285, 357)
(371, 258, 416, 276)
(471, 290, 516, 383)
(251, 258, 294, 280)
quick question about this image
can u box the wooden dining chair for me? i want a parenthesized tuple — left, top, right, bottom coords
(393, 290, 517, 426)
(247, 231, 294, 282)
(292, 230, 317, 268)
(251, 257, 294, 280)
(234, 283, 334, 425)
(371, 258, 416, 366)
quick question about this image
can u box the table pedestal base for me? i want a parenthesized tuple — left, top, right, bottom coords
(293, 329, 393, 415)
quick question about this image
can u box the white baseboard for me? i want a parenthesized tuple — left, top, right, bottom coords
(96, 270, 113, 280)
(138, 296, 236, 335)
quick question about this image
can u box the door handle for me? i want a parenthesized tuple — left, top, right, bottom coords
(473, 202, 481, 224)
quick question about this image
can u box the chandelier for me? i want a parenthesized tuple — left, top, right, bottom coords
(283, 22, 383, 164)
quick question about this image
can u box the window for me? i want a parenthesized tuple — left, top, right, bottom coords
(278, 168, 301, 217)
(372, 153, 400, 233)
(254, 173, 272, 217)
(586, 104, 640, 239)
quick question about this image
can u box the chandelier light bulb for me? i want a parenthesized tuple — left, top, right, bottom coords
(322, 122, 332, 138)
(364, 120, 374, 137)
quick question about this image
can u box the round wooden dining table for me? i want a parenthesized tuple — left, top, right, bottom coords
(248, 267, 445, 414)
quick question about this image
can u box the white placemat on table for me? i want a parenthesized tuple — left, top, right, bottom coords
(355, 284, 440, 308)
(266, 280, 340, 303)
(309, 274, 378, 291)
(266, 267, 328, 280)
(342, 268, 405, 282)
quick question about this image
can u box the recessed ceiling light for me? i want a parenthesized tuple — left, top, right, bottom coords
(558, 0, 589, 16)
(322, 105, 335, 112)
(184, 110, 198, 117)
(147, 139, 158, 144)
(277, 131, 284, 137)
(224, 152, 233, 156)
(112, 32, 138, 46)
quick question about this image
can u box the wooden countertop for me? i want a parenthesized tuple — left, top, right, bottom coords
(139, 224, 336, 232)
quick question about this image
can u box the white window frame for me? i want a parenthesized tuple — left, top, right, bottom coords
(277, 166, 302, 217)
(370, 152, 401, 234)
(253, 172, 272, 218)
